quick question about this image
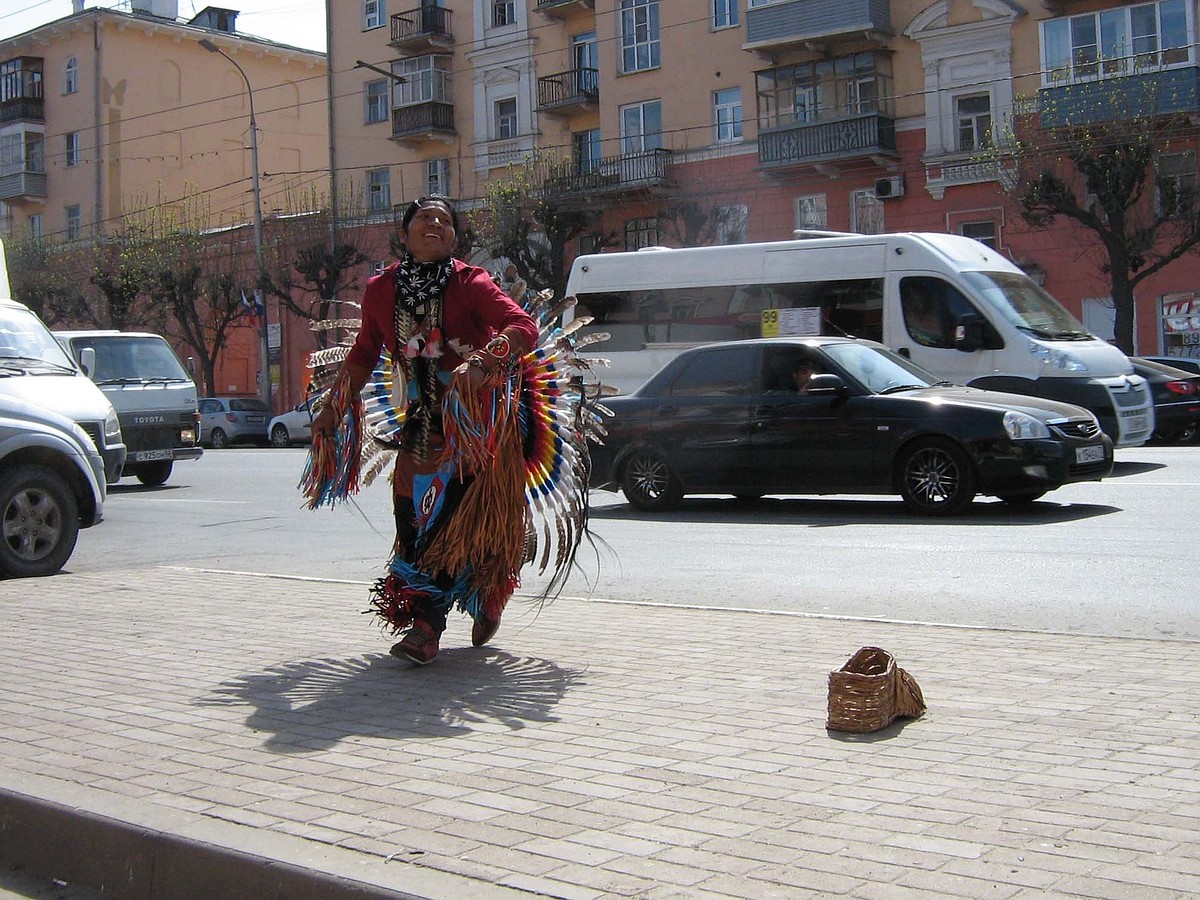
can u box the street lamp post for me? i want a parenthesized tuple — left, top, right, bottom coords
(200, 37, 271, 409)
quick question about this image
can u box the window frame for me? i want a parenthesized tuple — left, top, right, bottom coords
(363, 0, 385, 30)
(365, 79, 389, 124)
(65, 204, 81, 241)
(712, 0, 739, 30)
(426, 157, 450, 196)
(955, 93, 992, 153)
(63, 56, 78, 95)
(624, 216, 661, 250)
(64, 132, 80, 168)
(619, 0, 662, 74)
(493, 97, 518, 140)
(491, 0, 516, 29)
(713, 87, 743, 143)
(620, 99, 663, 154)
(1041, 0, 1192, 85)
(366, 168, 391, 213)
(1157, 150, 1196, 218)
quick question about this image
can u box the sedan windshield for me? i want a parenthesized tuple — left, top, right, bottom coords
(822, 342, 941, 394)
(961, 271, 1091, 341)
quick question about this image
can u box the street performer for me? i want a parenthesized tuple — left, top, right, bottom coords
(307, 195, 541, 665)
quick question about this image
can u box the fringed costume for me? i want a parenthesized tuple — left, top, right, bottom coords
(300, 252, 609, 651)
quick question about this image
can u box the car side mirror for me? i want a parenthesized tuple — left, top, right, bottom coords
(805, 373, 847, 396)
(79, 346, 96, 378)
(954, 315, 985, 353)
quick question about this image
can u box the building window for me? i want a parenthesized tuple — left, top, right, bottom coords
(717, 205, 748, 244)
(395, 55, 451, 105)
(367, 168, 390, 212)
(63, 56, 78, 95)
(620, 0, 661, 74)
(365, 79, 389, 124)
(363, 0, 385, 30)
(620, 100, 663, 153)
(713, 87, 742, 143)
(624, 216, 660, 250)
(1042, 0, 1190, 85)
(492, 0, 515, 28)
(65, 204, 81, 241)
(756, 53, 892, 130)
(65, 132, 80, 168)
(29, 213, 42, 239)
(850, 189, 884, 235)
(493, 98, 518, 140)
(960, 221, 998, 248)
(955, 94, 992, 152)
(574, 128, 601, 173)
(713, 0, 738, 29)
(1158, 150, 1196, 218)
(794, 194, 828, 230)
(426, 158, 450, 195)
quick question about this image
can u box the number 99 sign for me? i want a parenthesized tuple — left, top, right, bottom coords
(761, 308, 780, 337)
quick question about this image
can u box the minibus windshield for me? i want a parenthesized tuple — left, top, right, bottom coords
(0, 306, 79, 370)
(962, 271, 1093, 341)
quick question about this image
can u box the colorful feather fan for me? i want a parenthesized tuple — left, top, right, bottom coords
(300, 281, 610, 598)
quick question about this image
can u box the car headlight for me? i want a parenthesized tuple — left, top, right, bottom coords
(103, 405, 123, 442)
(1027, 339, 1088, 372)
(1003, 410, 1051, 440)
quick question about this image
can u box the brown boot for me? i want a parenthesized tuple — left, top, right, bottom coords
(391, 620, 440, 665)
(471, 615, 500, 648)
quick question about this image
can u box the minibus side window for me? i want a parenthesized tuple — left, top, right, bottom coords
(900, 277, 1002, 350)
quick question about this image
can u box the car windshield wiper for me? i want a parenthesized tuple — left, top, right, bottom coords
(0, 356, 77, 374)
(878, 383, 926, 395)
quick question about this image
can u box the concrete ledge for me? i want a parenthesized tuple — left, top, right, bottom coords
(0, 773, 525, 900)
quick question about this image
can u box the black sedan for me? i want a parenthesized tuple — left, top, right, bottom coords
(1128, 357, 1200, 444)
(590, 337, 1114, 516)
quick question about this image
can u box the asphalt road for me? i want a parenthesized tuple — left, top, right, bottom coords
(56, 443, 1200, 641)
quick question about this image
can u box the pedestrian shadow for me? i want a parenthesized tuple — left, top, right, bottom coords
(197, 650, 583, 753)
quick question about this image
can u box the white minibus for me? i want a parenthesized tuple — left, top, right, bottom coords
(563, 231, 1153, 447)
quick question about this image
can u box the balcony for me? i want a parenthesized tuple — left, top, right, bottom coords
(535, 0, 595, 20)
(758, 112, 896, 169)
(745, 0, 891, 53)
(0, 56, 45, 124)
(537, 68, 599, 115)
(544, 148, 672, 199)
(0, 169, 47, 202)
(390, 6, 453, 54)
(923, 156, 1001, 200)
(1038, 67, 1200, 128)
(391, 101, 456, 144)
(0, 96, 44, 125)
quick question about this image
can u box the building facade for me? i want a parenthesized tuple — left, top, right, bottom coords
(329, 0, 1200, 362)
(0, 0, 329, 405)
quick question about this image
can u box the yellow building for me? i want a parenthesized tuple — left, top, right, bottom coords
(0, 0, 328, 242)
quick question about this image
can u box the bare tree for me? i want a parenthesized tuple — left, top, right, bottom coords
(470, 151, 608, 297)
(994, 79, 1200, 352)
(5, 234, 87, 324)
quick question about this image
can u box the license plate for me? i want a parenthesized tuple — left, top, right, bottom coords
(247, 415, 264, 422)
(1076, 445, 1105, 464)
(135, 449, 172, 462)
(1122, 414, 1148, 433)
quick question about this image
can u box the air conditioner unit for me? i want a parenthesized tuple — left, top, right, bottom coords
(874, 175, 905, 199)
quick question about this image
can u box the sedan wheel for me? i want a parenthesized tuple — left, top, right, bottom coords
(270, 424, 292, 448)
(210, 428, 229, 449)
(0, 465, 80, 578)
(621, 450, 683, 512)
(898, 439, 976, 516)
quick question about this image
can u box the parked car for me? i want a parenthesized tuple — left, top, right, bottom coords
(1128, 357, 1200, 444)
(0, 395, 106, 577)
(590, 337, 1114, 516)
(1140, 355, 1200, 376)
(198, 397, 269, 448)
(268, 397, 315, 447)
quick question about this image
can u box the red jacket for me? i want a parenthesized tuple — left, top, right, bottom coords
(346, 259, 539, 373)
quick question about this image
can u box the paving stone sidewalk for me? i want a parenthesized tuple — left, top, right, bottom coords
(1, 566, 1198, 899)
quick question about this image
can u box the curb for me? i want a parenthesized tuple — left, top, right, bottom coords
(0, 773, 531, 900)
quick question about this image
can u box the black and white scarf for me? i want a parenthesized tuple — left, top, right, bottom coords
(393, 254, 453, 460)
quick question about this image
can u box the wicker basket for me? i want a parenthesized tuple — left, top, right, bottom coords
(826, 646, 926, 733)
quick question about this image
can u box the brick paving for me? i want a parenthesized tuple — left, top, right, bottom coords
(1, 566, 1198, 898)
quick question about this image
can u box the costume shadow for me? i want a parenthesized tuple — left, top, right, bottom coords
(197, 650, 582, 753)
